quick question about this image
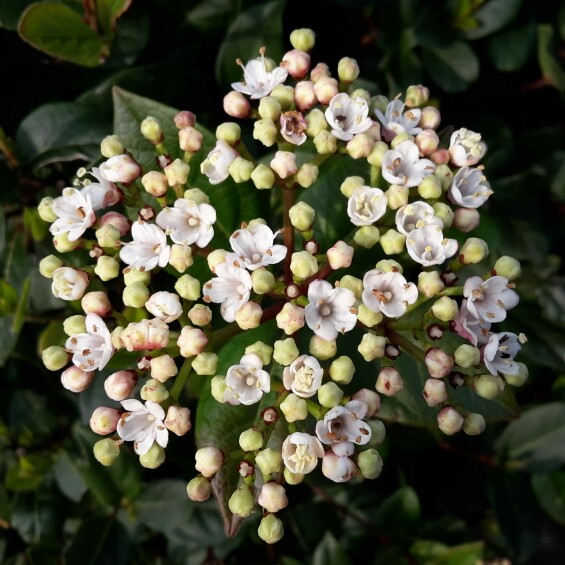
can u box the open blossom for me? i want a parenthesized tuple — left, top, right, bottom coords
(395, 201, 443, 236)
(382, 140, 435, 187)
(117, 399, 168, 456)
(304, 280, 357, 341)
(283, 354, 323, 398)
(280, 111, 307, 145)
(406, 224, 458, 266)
(203, 255, 253, 322)
(347, 186, 387, 226)
(374, 99, 422, 142)
(52, 267, 89, 300)
(325, 93, 373, 141)
(452, 299, 491, 346)
(66, 313, 114, 371)
(145, 291, 182, 323)
(230, 224, 287, 270)
(463, 275, 519, 323)
(483, 332, 522, 376)
(224, 353, 270, 405)
(99, 154, 141, 184)
(448, 167, 493, 209)
(82, 167, 121, 211)
(362, 269, 418, 318)
(231, 53, 288, 99)
(322, 452, 357, 483)
(50, 187, 96, 241)
(120, 318, 170, 351)
(449, 128, 487, 167)
(200, 139, 238, 185)
(119, 221, 171, 271)
(282, 432, 324, 474)
(156, 199, 216, 248)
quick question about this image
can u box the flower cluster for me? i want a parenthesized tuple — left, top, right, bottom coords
(38, 27, 527, 544)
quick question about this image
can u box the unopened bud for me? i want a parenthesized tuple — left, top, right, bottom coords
(305, 108, 328, 137)
(234, 301, 262, 330)
(419, 106, 441, 129)
(39, 255, 63, 278)
(434, 165, 453, 190)
(245, 341, 273, 365)
(284, 468, 304, 485)
(326, 241, 354, 269)
(376, 367, 404, 396)
(474, 374, 502, 400)
(329, 355, 355, 384)
(417, 175, 442, 199)
(339, 274, 363, 298)
(437, 406, 464, 435)
(391, 132, 413, 149)
(38, 196, 58, 223)
(255, 448, 282, 475)
(257, 96, 282, 122)
(290, 251, 318, 279)
(239, 428, 264, 452)
(294, 80, 317, 111)
(275, 302, 304, 335)
(282, 49, 310, 79)
(380, 229, 406, 255)
(100, 135, 124, 158)
(53, 232, 81, 253)
(175, 274, 200, 300)
(418, 271, 445, 297)
(318, 382, 343, 408)
(270, 84, 295, 110)
(178, 126, 203, 152)
(94, 256, 119, 281)
(425, 348, 454, 379)
(313, 76, 339, 105)
(177, 326, 208, 357)
(289, 201, 315, 231)
(210, 376, 227, 403)
(188, 304, 212, 327)
(309, 335, 337, 360)
(376, 259, 403, 273)
(150, 354, 178, 383)
(183, 187, 209, 205)
(290, 28, 316, 51)
(140, 378, 169, 403)
(385, 185, 409, 209)
(504, 362, 528, 386)
(175, 110, 196, 129)
(340, 175, 365, 198)
(192, 352, 218, 376)
(273, 337, 299, 365)
(423, 378, 447, 407)
(81, 291, 112, 317)
(223, 91, 251, 118)
(123, 282, 149, 308)
(186, 475, 211, 502)
(493, 255, 521, 281)
(104, 370, 138, 401)
(95, 225, 120, 249)
(142, 171, 168, 197)
(463, 413, 486, 435)
(460, 238, 489, 264)
(258, 514, 284, 544)
(140, 116, 163, 144)
(164, 159, 190, 186)
(229, 157, 254, 183)
(140, 443, 166, 469)
(367, 420, 386, 447)
(431, 296, 458, 322)
(354, 225, 380, 249)
(310, 62, 331, 82)
(405, 85, 430, 107)
(313, 130, 337, 154)
(357, 304, 383, 328)
(367, 141, 389, 167)
(42, 345, 69, 371)
(252, 269, 275, 295)
(251, 164, 276, 190)
(195, 446, 224, 478)
(216, 122, 241, 145)
(123, 267, 150, 286)
(280, 393, 308, 422)
(454, 344, 480, 368)
(93, 438, 120, 466)
(357, 448, 383, 479)
(415, 129, 439, 156)
(61, 365, 94, 392)
(296, 163, 319, 188)
(228, 486, 255, 517)
(63, 315, 86, 336)
(453, 208, 480, 232)
(433, 202, 454, 228)
(258, 482, 288, 513)
(90, 407, 120, 435)
(337, 57, 360, 83)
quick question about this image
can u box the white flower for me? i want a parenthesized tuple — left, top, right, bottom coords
(52, 267, 89, 300)
(315, 400, 371, 456)
(452, 299, 491, 346)
(321, 451, 357, 483)
(347, 186, 387, 226)
(200, 139, 238, 185)
(282, 432, 324, 474)
(304, 280, 357, 341)
(117, 399, 168, 456)
(120, 318, 170, 351)
(119, 221, 171, 271)
(145, 291, 182, 323)
(324, 93, 373, 141)
(99, 154, 141, 184)
(156, 198, 216, 247)
(283, 355, 323, 398)
(224, 353, 270, 405)
(483, 332, 522, 376)
(66, 313, 114, 371)
(231, 53, 288, 99)
(362, 269, 418, 318)
(374, 99, 422, 142)
(81, 167, 121, 211)
(50, 187, 96, 241)
(229, 224, 287, 270)
(448, 167, 493, 209)
(203, 255, 253, 322)
(463, 275, 519, 323)
(280, 111, 307, 145)
(406, 224, 458, 267)
(395, 201, 443, 236)
(449, 128, 487, 167)
(381, 140, 435, 187)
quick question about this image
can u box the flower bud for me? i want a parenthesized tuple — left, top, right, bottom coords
(313, 130, 337, 154)
(178, 325, 208, 357)
(215, 122, 241, 146)
(94, 256, 119, 282)
(228, 157, 254, 184)
(432, 165, 452, 190)
(460, 238, 489, 265)
(195, 446, 224, 478)
(405, 84, 430, 107)
(94, 225, 120, 250)
(326, 241, 354, 269)
(354, 225, 381, 249)
(258, 514, 284, 544)
(175, 274, 200, 300)
(90, 407, 120, 435)
(258, 482, 288, 513)
(178, 126, 203, 153)
(192, 352, 218, 376)
(187, 304, 212, 327)
(339, 275, 363, 299)
(164, 159, 190, 186)
(352, 389, 381, 417)
(251, 269, 275, 295)
(210, 376, 227, 403)
(504, 362, 528, 386)
(290, 28, 316, 51)
(329, 356, 355, 384)
(228, 486, 255, 517)
(317, 382, 343, 408)
(61, 365, 94, 393)
(123, 282, 149, 308)
(453, 208, 480, 232)
(39, 255, 63, 278)
(346, 133, 374, 159)
(271, 151, 297, 179)
(309, 335, 337, 360)
(123, 267, 150, 287)
(140, 116, 163, 144)
(357, 333, 386, 362)
(100, 135, 124, 158)
(391, 132, 414, 149)
(463, 413, 486, 436)
(418, 271, 444, 297)
(223, 90, 251, 118)
(357, 304, 383, 328)
(367, 141, 389, 167)
(493, 255, 521, 281)
(385, 184, 410, 209)
(474, 374, 503, 399)
(93, 438, 120, 466)
(430, 149, 450, 165)
(454, 344, 480, 368)
(419, 106, 441, 129)
(305, 108, 328, 138)
(282, 49, 310, 79)
(175, 110, 196, 129)
(121, 319, 170, 351)
(141, 171, 168, 198)
(340, 175, 364, 198)
(186, 475, 211, 502)
(380, 229, 406, 255)
(150, 354, 178, 383)
(244, 341, 273, 366)
(322, 452, 357, 483)
(273, 337, 299, 365)
(233, 301, 261, 330)
(41, 345, 68, 371)
(63, 315, 86, 337)
(251, 164, 276, 190)
(425, 348, 454, 379)
(431, 296, 458, 322)
(437, 407, 464, 435)
(81, 291, 112, 317)
(140, 378, 169, 403)
(290, 251, 318, 280)
(255, 448, 282, 475)
(104, 370, 138, 401)
(376, 367, 404, 396)
(140, 443, 166, 469)
(53, 232, 81, 253)
(338, 56, 360, 82)
(252, 118, 277, 147)
(270, 84, 295, 110)
(275, 302, 305, 335)
(423, 378, 447, 407)
(415, 129, 439, 156)
(367, 420, 386, 447)
(310, 61, 330, 83)
(357, 448, 383, 479)
(100, 154, 141, 183)
(183, 187, 209, 205)
(289, 201, 315, 231)
(313, 76, 339, 105)
(294, 80, 317, 111)
(239, 428, 264, 452)
(280, 393, 308, 422)
(417, 175, 442, 199)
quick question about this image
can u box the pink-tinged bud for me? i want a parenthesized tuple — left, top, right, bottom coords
(150, 354, 178, 383)
(270, 150, 297, 179)
(415, 129, 439, 156)
(187, 304, 212, 327)
(405, 84, 430, 107)
(282, 49, 310, 78)
(326, 240, 354, 270)
(365, 122, 382, 142)
(425, 348, 454, 378)
(99, 212, 130, 236)
(234, 301, 263, 330)
(81, 291, 112, 317)
(313, 76, 339, 105)
(322, 452, 357, 483)
(276, 302, 305, 335)
(90, 407, 120, 435)
(178, 126, 203, 152)
(141, 171, 168, 197)
(376, 367, 404, 396)
(351, 388, 381, 417)
(430, 148, 450, 165)
(310, 62, 331, 83)
(294, 81, 317, 111)
(61, 366, 95, 392)
(165, 405, 192, 436)
(186, 475, 211, 502)
(419, 106, 441, 130)
(120, 319, 170, 352)
(453, 208, 480, 233)
(177, 325, 208, 357)
(194, 446, 224, 477)
(422, 378, 447, 407)
(175, 110, 196, 129)
(99, 154, 141, 184)
(346, 133, 374, 159)
(223, 91, 251, 118)
(104, 370, 138, 401)
(437, 406, 464, 435)
(258, 482, 288, 513)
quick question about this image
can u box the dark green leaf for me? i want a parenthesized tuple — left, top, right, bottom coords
(0, 202, 5, 256)
(422, 42, 479, 92)
(537, 24, 565, 92)
(312, 531, 351, 565)
(186, 0, 239, 32)
(488, 20, 535, 72)
(8, 390, 58, 445)
(532, 471, 565, 526)
(52, 450, 88, 502)
(96, 0, 131, 37)
(0, 280, 18, 316)
(463, 0, 523, 40)
(0, 0, 34, 30)
(24, 207, 49, 241)
(18, 2, 108, 67)
(5, 454, 52, 492)
(432, 542, 484, 565)
(372, 486, 421, 531)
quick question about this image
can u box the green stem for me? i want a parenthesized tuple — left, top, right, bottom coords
(439, 285, 464, 296)
(283, 187, 295, 284)
(169, 357, 193, 401)
(111, 310, 128, 327)
(386, 328, 426, 362)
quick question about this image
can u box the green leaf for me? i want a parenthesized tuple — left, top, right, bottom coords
(312, 531, 351, 565)
(495, 402, 565, 472)
(0, 198, 5, 256)
(532, 471, 565, 526)
(24, 207, 49, 241)
(372, 486, 421, 531)
(18, 2, 108, 67)
(186, 0, 240, 32)
(5, 454, 52, 492)
(0, 280, 18, 316)
(96, 0, 131, 37)
(537, 24, 565, 92)
(52, 450, 88, 502)
(215, 0, 286, 88)
(432, 542, 484, 565)
(8, 390, 58, 445)
(463, 0, 523, 40)
(422, 42, 479, 92)
(0, 0, 34, 30)
(488, 20, 535, 72)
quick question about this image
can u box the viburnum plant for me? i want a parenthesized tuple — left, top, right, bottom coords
(37, 28, 528, 544)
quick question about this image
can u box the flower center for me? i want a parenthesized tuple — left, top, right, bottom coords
(319, 304, 332, 317)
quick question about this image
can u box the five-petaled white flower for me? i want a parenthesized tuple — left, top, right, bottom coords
(82, 167, 121, 211)
(374, 99, 422, 142)
(145, 291, 183, 323)
(324, 93, 373, 141)
(381, 140, 435, 188)
(463, 275, 519, 323)
(224, 353, 270, 405)
(117, 399, 168, 456)
(156, 198, 217, 247)
(52, 267, 89, 301)
(362, 269, 418, 318)
(66, 313, 114, 371)
(50, 187, 96, 242)
(231, 51, 288, 100)
(452, 299, 492, 346)
(304, 280, 357, 341)
(347, 186, 387, 226)
(229, 223, 287, 270)
(119, 221, 171, 271)
(482, 332, 522, 376)
(448, 166, 493, 209)
(283, 354, 323, 398)
(449, 128, 487, 167)
(282, 432, 324, 474)
(395, 201, 443, 236)
(200, 139, 238, 185)
(406, 224, 458, 267)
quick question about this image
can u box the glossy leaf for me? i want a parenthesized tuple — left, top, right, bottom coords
(537, 24, 565, 92)
(312, 532, 351, 565)
(186, 0, 239, 32)
(422, 42, 479, 92)
(532, 471, 565, 526)
(96, 0, 132, 37)
(372, 486, 421, 531)
(0, 0, 34, 30)
(433, 542, 484, 565)
(5, 454, 53, 492)
(463, 0, 523, 40)
(488, 20, 535, 72)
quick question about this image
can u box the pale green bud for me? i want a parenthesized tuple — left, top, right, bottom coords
(175, 274, 201, 300)
(367, 141, 389, 167)
(318, 382, 343, 408)
(290, 251, 318, 279)
(140, 443, 166, 469)
(309, 335, 337, 360)
(368, 420, 386, 446)
(140, 116, 163, 143)
(270, 84, 295, 110)
(433, 202, 454, 228)
(187, 475, 211, 502)
(380, 229, 406, 255)
(229, 157, 254, 183)
(494, 255, 521, 281)
(123, 282, 150, 308)
(385, 184, 409, 209)
(463, 413, 486, 436)
(504, 362, 528, 386)
(420, 106, 441, 129)
(235, 301, 263, 330)
(63, 315, 86, 336)
(290, 28, 316, 51)
(192, 352, 218, 376)
(142, 171, 168, 197)
(94, 255, 119, 281)
(460, 237, 489, 264)
(280, 393, 308, 422)
(434, 165, 454, 190)
(42, 346, 69, 371)
(93, 438, 120, 466)
(207, 249, 229, 273)
(273, 338, 299, 365)
(313, 130, 337, 154)
(184, 187, 209, 204)
(245, 341, 273, 365)
(431, 296, 459, 322)
(349, 88, 371, 104)
(251, 164, 276, 190)
(228, 486, 255, 517)
(289, 202, 315, 231)
(305, 108, 328, 138)
(39, 255, 63, 278)
(340, 175, 365, 198)
(239, 428, 264, 452)
(437, 407, 464, 435)
(371, 94, 389, 114)
(258, 514, 284, 544)
(248, 218, 267, 229)
(253, 118, 278, 147)
(255, 448, 282, 475)
(358, 333, 386, 362)
(454, 344, 480, 368)
(164, 159, 190, 186)
(418, 271, 444, 297)
(474, 374, 502, 400)
(375, 259, 403, 273)
(354, 225, 380, 249)
(339, 275, 363, 299)
(417, 175, 442, 199)
(100, 135, 124, 158)
(296, 163, 319, 188)
(210, 376, 227, 403)
(111, 326, 124, 350)
(96, 224, 121, 248)
(258, 96, 282, 121)
(328, 355, 355, 384)
(284, 468, 304, 485)
(346, 133, 373, 159)
(53, 232, 81, 253)
(140, 378, 169, 403)
(391, 132, 414, 148)
(215, 122, 241, 145)
(252, 269, 275, 295)
(38, 196, 57, 223)
(124, 267, 150, 287)
(357, 448, 383, 479)
(357, 304, 383, 327)
(405, 84, 430, 107)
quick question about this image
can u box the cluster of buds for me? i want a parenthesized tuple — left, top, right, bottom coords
(38, 27, 527, 543)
